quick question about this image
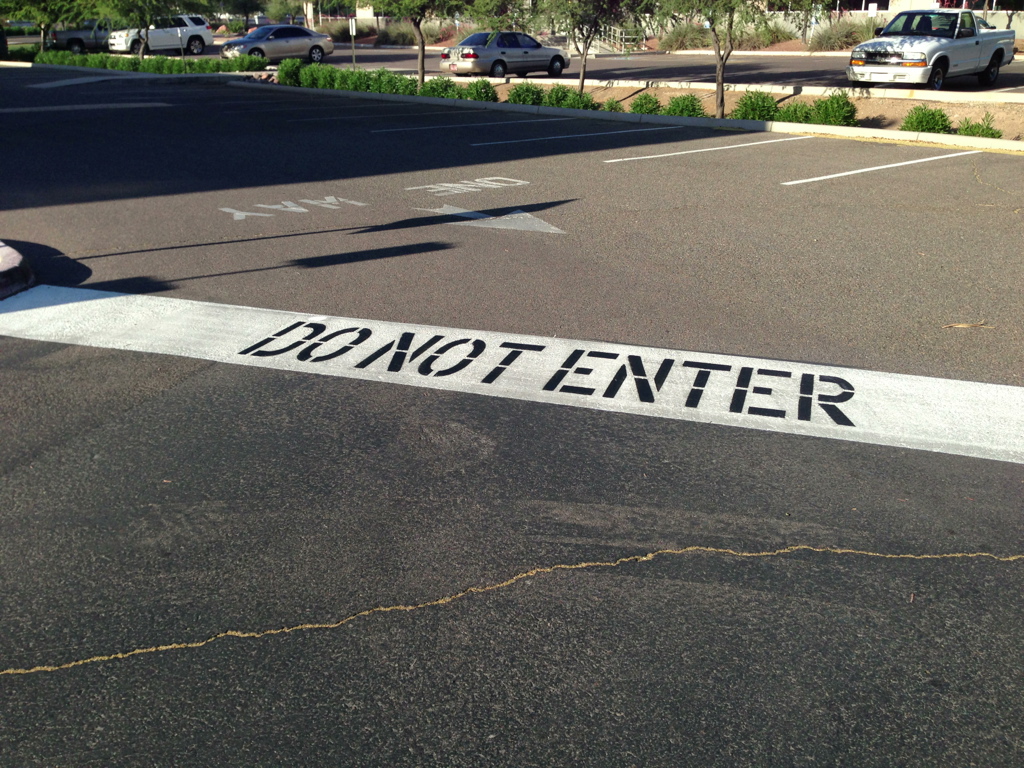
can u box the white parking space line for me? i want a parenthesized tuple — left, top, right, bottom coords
(782, 150, 982, 186)
(604, 135, 813, 163)
(0, 102, 171, 113)
(372, 117, 577, 133)
(290, 108, 486, 122)
(470, 126, 683, 147)
(3, 285, 1022, 465)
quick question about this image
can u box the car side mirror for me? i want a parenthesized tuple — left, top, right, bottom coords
(874, 27, 883, 36)
(268, 33, 276, 39)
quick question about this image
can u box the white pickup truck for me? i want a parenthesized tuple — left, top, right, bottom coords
(847, 10, 1015, 90)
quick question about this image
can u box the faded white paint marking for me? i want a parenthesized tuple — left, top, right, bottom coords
(415, 205, 565, 234)
(372, 117, 576, 133)
(782, 151, 982, 186)
(220, 196, 367, 219)
(0, 102, 171, 113)
(406, 178, 529, 197)
(1, 285, 1021, 464)
(604, 136, 812, 163)
(289, 109, 479, 122)
(470, 126, 682, 147)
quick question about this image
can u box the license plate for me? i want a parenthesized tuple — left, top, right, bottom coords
(449, 63, 457, 71)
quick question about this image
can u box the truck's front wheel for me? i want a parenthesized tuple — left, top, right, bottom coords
(927, 61, 947, 90)
(977, 54, 1001, 87)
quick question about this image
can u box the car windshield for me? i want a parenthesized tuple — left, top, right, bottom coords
(244, 27, 273, 40)
(881, 12, 956, 37)
(457, 32, 496, 47)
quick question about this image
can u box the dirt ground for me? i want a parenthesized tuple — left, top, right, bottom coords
(486, 82, 1024, 142)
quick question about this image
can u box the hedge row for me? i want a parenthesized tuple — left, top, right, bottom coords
(34, 49, 267, 73)
(900, 104, 1003, 138)
(281, 63, 862, 129)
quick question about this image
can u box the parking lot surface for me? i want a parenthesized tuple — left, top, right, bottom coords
(2, 68, 1023, 766)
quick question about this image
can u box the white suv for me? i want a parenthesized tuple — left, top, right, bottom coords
(109, 15, 214, 56)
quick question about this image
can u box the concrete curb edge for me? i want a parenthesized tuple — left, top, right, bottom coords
(0, 241, 36, 301)
(228, 80, 1024, 153)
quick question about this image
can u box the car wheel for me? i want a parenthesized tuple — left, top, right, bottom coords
(927, 61, 946, 90)
(68, 39, 84, 55)
(977, 54, 1001, 87)
(129, 40, 142, 55)
(309, 45, 324, 63)
(547, 56, 564, 77)
(249, 48, 265, 59)
(490, 60, 507, 78)
(187, 36, 205, 55)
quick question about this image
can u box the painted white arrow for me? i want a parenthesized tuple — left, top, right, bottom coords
(414, 205, 565, 234)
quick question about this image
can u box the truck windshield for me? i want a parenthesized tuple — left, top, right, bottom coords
(881, 12, 956, 38)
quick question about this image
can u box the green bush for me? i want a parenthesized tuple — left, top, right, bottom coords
(5, 43, 40, 61)
(810, 91, 857, 126)
(629, 93, 661, 114)
(336, 67, 373, 91)
(542, 84, 575, 108)
(808, 17, 880, 52)
(506, 81, 544, 105)
(729, 91, 778, 121)
(775, 101, 814, 123)
(957, 112, 1002, 139)
(298, 62, 339, 89)
(108, 55, 139, 71)
(900, 104, 952, 134)
(34, 48, 266, 73)
(319, 19, 378, 42)
(601, 98, 624, 112)
(419, 76, 465, 98)
(464, 78, 499, 102)
(662, 94, 707, 117)
(376, 21, 417, 46)
(370, 68, 418, 95)
(735, 20, 796, 50)
(659, 24, 710, 51)
(4, 25, 43, 37)
(421, 20, 457, 44)
(227, 19, 246, 35)
(563, 91, 599, 110)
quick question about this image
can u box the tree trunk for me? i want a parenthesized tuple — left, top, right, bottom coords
(709, 14, 735, 119)
(577, 37, 592, 93)
(412, 17, 425, 86)
(1, 26, 8, 59)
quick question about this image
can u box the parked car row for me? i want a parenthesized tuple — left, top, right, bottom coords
(44, 16, 331, 62)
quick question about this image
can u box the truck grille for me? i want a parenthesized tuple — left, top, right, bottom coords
(861, 51, 905, 65)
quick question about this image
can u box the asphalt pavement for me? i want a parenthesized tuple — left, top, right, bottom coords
(2, 66, 1023, 766)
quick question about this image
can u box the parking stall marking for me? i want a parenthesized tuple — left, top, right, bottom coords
(604, 135, 813, 164)
(290, 108, 487, 123)
(470, 125, 683, 147)
(0, 103, 171, 114)
(782, 150, 982, 186)
(372, 117, 576, 133)
(2, 285, 1022, 465)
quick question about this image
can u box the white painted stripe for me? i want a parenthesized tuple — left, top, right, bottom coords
(1, 286, 1021, 464)
(781, 151, 982, 186)
(604, 135, 813, 163)
(0, 102, 171, 114)
(372, 117, 576, 133)
(471, 126, 682, 147)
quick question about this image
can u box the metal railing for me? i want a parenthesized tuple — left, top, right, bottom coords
(599, 26, 646, 53)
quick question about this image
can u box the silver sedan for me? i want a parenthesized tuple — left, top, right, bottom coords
(441, 31, 569, 78)
(220, 24, 333, 63)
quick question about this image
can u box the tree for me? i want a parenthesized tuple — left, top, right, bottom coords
(226, 0, 266, 29)
(2, 0, 93, 49)
(469, 0, 533, 30)
(658, 0, 761, 118)
(376, 0, 464, 85)
(540, 0, 637, 93)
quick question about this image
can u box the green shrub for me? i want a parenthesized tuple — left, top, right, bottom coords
(662, 94, 707, 117)
(336, 67, 372, 91)
(276, 58, 303, 86)
(563, 91, 599, 110)
(629, 93, 661, 114)
(659, 24, 710, 51)
(542, 84, 575, 107)
(376, 21, 417, 46)
(35, 48, 265, 73)
(808, 17, 880, 52)
(5, 43, 40, 62)
(227, 19, 246, 35)
(419, 76, 465, 98)
(464, 78, 499, 102)
(4, 25, 43, 37)
(318, 19, 377, 42)
(735, 20, 797, 50)
(900, 104, 952, 134)
(369, 68, 418, 95)
(601, 98, 624, 112)
(775, 101, 814, 123)
(809, 91, 857, 126)
(228, 54, 268, 72)
(957, 112, 1002, 139)
(187, 57, 219, 73)
(729, 91, 778, 121)
(421, 20, 457, 44)
(506, 81, 544, 105)
(108, 55, 140, 71)
(299, 62, 321, 87)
